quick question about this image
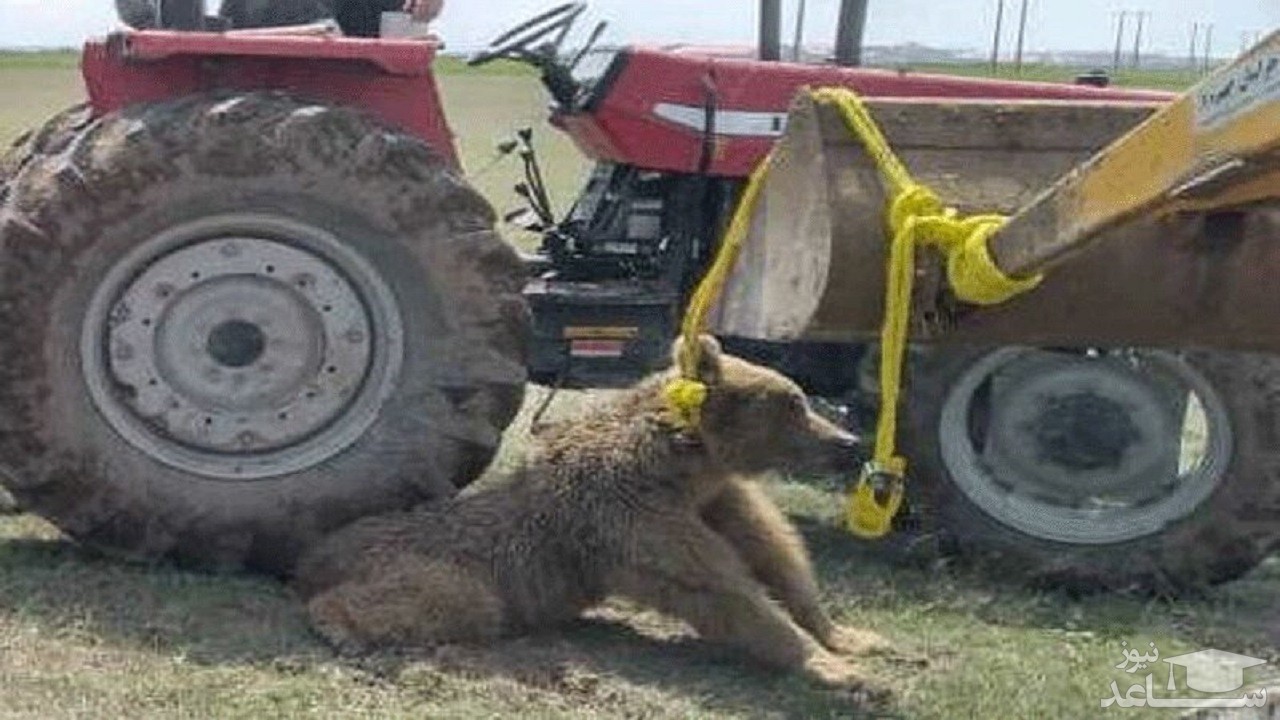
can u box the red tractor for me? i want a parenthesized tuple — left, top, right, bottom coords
(3, 0, 1272, 591)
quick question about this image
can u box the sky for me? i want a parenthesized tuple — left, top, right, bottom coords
(0, 1, 1275, 57)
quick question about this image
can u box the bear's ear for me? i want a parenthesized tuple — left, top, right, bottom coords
(671, 334, 723, 384)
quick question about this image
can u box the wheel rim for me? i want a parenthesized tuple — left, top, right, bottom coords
(937, 347, 1232, 545)
(82, 214, 404, 480)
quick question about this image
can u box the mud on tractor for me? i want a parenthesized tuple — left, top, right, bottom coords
(1, 0, 1278, 592)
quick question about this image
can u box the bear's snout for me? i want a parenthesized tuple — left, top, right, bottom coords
(833, 428, 863, 457)
(793, 412, 866, 475)
(824, 426, 866, 472)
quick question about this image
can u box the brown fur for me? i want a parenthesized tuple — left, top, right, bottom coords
(294, 336, 884, 687)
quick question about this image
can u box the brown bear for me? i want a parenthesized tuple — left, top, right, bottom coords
(294, 335, 882, 687)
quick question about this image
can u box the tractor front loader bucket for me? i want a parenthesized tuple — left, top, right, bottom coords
(712, 95, 1161, 343)
(713, 30, 1280, 355)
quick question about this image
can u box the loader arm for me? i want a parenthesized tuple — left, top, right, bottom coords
(991, 30, 1280, 276)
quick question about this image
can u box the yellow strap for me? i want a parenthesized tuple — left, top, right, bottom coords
(810, 87, 1043, 306)
(808, 87, 1041, 538)
(665, 151, 775, 429)
(666, 86, 1042, 540)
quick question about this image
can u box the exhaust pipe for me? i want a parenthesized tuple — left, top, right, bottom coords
(835, 0, 869, 66)
(759, 0, 782, 61)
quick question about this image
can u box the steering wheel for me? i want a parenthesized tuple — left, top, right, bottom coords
(468, 2, 586, 67)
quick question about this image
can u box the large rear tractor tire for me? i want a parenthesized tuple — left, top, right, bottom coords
(0, 93, 529, 575)
(903, 345, 1280, 593)
(0, 104, 91, 192)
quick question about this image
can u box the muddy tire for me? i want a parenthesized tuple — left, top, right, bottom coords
(0, 487, 18, 515)
(0, 93, 529, 575)
(0, 104, 91, 193)
(903, 345, 1280, 593)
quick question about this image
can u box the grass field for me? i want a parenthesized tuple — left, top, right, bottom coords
(0, 51, 1277, 719)
(905, 62, 1205, 91)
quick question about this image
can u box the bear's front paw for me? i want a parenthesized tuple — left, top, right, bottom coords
(803, 651, 892, 705)
(803, 649, 866, 687)
(821, 625, 891, 657)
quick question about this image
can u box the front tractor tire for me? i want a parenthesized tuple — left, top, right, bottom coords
(0, 93, 529, 574)
(902, 345, 1280, 593)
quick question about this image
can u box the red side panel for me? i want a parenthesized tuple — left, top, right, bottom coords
(82, 31, 458, 167)
(558, 48, 1179, 177)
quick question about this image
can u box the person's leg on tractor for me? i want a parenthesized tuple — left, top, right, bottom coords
(334, 0, 442, 36)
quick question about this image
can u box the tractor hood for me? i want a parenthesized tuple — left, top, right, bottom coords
(551, 46, 1175, 179)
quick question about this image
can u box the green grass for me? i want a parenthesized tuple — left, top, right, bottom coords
(0, 53, 1275, 720)
(0, 49, 81, 70)
(0, 60, 84, 150)
(902, 62, 1202, 91)
(434, 54, 537, 76)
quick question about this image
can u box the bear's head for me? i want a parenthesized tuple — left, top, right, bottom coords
(670, 335, 865, 477)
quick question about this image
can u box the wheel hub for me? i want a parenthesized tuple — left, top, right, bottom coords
(939, 348, 1232, 545)
(83, 216, 404, 479)
(207, 320, 267, 368)
(1027, 392, 1141, 472)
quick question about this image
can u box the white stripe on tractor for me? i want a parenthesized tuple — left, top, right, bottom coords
(652, 103, 790, 137)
